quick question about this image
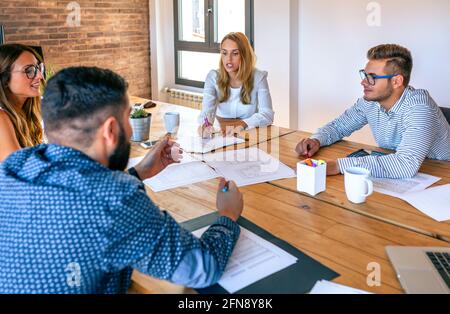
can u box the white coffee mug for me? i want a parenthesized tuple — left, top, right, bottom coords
(344, 167, 374, 204)
(164, 112, 180, 134)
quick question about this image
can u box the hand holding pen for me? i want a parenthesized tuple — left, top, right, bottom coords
(216, 178, 243, 222)
(199, 116, 215, 139)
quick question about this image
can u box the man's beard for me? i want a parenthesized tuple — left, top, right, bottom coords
(364, 83, 394, 103)
(108, 123, 131, 171)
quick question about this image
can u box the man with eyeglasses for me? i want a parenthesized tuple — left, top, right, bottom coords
(0, 66, 244, 294)
(295, 44, 450, 179)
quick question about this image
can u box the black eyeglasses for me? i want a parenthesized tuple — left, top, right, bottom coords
(359, 69, 398, 86)
(12, 63, 45, 80)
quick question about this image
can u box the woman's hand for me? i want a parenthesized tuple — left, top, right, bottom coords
(197, 124, 215, 139)
(217, 117, 248, 136)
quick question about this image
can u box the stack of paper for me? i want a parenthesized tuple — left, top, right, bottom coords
(372, 173, 441, 198)
(369, 172, 449, 221)
(127, 147, 296, 192)
(193, 226, 297, 294)
(203, 147, 296, 187)
(309, 280, 372, 294)
(176, 135, 245, 154)
(126, 155, 219, 192)
(399, 184, 450, 222)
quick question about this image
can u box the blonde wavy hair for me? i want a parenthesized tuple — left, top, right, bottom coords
(0, 43, 43, 148)
(218, 32, 256, 104)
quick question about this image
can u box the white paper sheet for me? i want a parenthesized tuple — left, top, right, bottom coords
(372, 173, 441, 198)
(399, 184, 450, 222)
(193, 226, 297, 294)
(126, 147, 295, 192)
(126, 155, 219, 192)
(202, 147, 296, 187)
(127, 153, 197, 170)
(176, 135, 245, 154)
(144, 162, 219, 192)
(126, 156, 142, 169)
(309, 280, 372, 294)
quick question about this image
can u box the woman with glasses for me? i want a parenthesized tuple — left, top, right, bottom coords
(0, 43, 44, 161)
(198, 32, 274, 137)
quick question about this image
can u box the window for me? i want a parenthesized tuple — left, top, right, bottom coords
(174, 0, 254, 88)
(0, 25, 5, 45)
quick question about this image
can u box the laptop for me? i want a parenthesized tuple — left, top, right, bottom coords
(386, 246, 450, 294)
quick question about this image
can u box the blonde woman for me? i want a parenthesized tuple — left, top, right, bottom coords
(0, 44, 44, 161)
(198, 32, 274, 137)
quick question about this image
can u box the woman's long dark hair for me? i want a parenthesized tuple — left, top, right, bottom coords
(0, 43, 43, 147)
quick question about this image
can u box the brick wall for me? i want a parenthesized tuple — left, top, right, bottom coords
(0, 0, 151, 98)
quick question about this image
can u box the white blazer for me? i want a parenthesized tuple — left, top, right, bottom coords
(198, 69, 275, 129)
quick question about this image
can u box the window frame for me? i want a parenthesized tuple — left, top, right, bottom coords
(174, 0, 254, 88)
(0, 25, 5, 45)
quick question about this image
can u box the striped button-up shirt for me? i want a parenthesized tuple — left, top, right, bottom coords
(311, 86, 450, 179)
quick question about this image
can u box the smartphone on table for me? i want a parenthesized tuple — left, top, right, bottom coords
(133, 100, 157, 109)
(140, 140, 158, 149)
(347, 149, 387, 158)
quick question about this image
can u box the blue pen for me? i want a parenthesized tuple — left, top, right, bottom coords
(222, 182, 229, 193)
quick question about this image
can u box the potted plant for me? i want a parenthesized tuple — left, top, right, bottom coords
(40, 63, 55, 95)
(129, 107, 151, 142)
(44, 64, 55, 84)
(40, 64, 56, 144)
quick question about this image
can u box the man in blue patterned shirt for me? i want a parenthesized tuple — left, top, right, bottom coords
(0, 67, 243, 294)
(296, 44, 450, 179)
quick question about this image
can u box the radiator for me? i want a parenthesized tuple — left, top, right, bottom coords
(164, 88, 203, 110)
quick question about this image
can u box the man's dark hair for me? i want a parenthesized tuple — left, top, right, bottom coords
(42, 66, 128, 146)
(367, 44, 413, 87)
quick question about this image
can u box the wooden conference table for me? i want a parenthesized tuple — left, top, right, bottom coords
(128, 97, 450, 294)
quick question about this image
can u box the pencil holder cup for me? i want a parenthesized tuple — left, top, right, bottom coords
(297, 159, 327, 196)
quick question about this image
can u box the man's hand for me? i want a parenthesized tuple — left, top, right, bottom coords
(134, 135, 183, 180)
(216, 178, 243, 222)
(295, 138, 320, 158)
(326, 160, 340, 176)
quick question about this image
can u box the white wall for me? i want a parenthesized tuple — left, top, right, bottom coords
(298, 0, 450, 145)
(149, 0, 297, 128)
(254, 0, 294, 128)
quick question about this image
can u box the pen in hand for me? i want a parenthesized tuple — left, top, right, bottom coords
(222, 181, 229, 193)
(203, 116, 213, 139)
(204, 116, 210, 126)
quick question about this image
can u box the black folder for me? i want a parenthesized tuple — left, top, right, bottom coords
(181, 212, 340, 294)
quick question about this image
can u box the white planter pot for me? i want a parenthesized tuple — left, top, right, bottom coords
(130, 114, 151, 142)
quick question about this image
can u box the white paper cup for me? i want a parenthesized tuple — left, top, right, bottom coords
(164, 112, 180, 134)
